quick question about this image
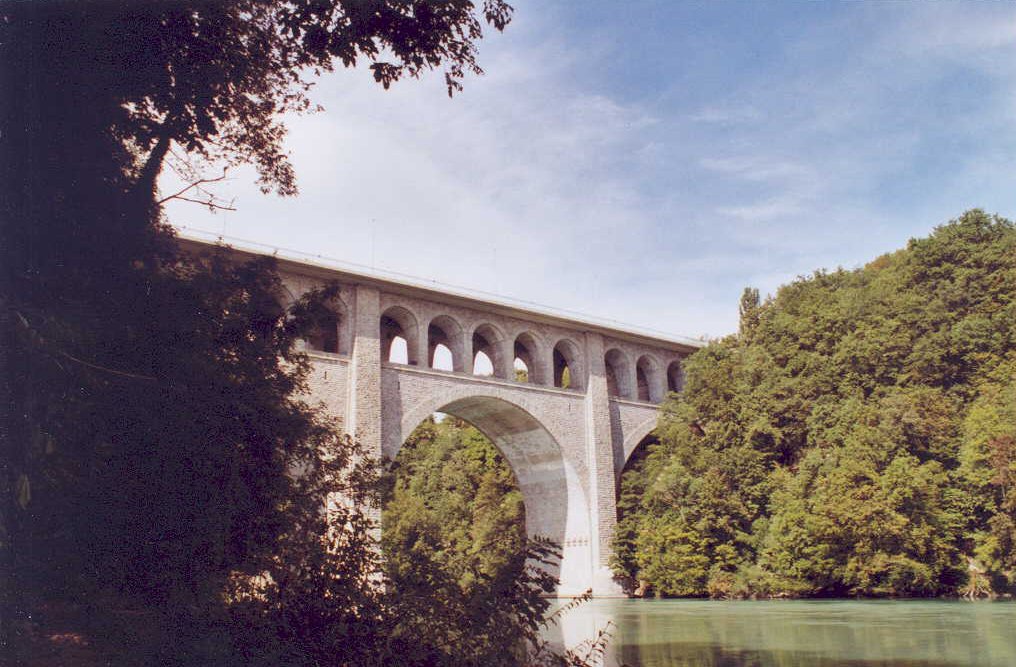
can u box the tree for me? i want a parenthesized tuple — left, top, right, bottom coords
(614, 210, 1016, 598)
(738, 286, 761, 339)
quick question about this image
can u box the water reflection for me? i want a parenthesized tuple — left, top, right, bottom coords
(548, 599, 1016, 667)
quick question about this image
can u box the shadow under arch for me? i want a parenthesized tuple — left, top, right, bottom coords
(389, 390, 593, 596)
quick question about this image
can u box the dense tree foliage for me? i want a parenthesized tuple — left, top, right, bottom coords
(384, 416, 526, 593)
(615, 211, 1016, 598)
(382, 416, 562, 665)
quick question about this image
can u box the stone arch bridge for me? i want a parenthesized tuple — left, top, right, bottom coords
(183, 237, 701, 596)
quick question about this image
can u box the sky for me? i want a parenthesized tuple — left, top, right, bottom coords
(163, 1, 1016, 339)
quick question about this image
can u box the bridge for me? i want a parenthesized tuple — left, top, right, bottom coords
(182, 235, 701, 596)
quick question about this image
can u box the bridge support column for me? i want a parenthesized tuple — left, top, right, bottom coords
(495, 337, 514, 380)
(346, 285, 382, 458)
(535, 345, 555, 388)
(584, 333, 625, 596)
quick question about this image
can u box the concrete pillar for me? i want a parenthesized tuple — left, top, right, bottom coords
(651, 367, 667, 404)
(626, 360, 640, 402)
(495, 337, 514, 380)
(583, 332, 624, 596)
(415, 321, 430, 369)
(534, 343, 554, 387)
(466, 334, 478, 375)
(346, 285, 382, 458)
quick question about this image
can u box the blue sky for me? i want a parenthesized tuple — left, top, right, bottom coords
(164, 1, 1016, 338)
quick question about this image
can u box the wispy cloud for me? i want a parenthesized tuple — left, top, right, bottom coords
(163, 1, 1016, 338)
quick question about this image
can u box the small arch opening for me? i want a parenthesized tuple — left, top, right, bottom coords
(381, 306, 419, 365)
(513, 357, 530, 383)
(636, 355, 661, 403)
(427, 315, 464, 372)
(552, 339, 582, 391)
(473, 350, 494, 376)
(636, 364, 650, 401)
(306, 310, 340, 354)
(388, 336, 409, 364)
(605, 348, 631, 399)
(472, 324, 505, 379)
(513, 332, 544, 385)
(431, 343, 454, 371)
(667, 359, 685, 393)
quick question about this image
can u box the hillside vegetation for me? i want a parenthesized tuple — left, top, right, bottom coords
(614, 210, 1016, 598)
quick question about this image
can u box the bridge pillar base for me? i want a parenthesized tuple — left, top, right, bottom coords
(591, 566, 626, 598)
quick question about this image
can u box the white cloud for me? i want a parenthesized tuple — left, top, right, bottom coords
(163, 11, 700, 335)
(162, 2, 1016, 339)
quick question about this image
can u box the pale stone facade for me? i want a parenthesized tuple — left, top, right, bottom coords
(182, 238, 700, 596)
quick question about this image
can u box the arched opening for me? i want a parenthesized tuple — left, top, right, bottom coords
(636, 364, 649, 402)
(604, 348, 631, 399)
(427, 315, 464, 372)
(552, 339, 583, 391)
(388, 337, 409, 364)
(305, 309, 340, 354)
(636, 355, 661, 403)
(513, 357, 530, 383)
(667, 359, 685, 393)
(381, 306, 419, 365)
(471, 323, 506, 379)
(291, 288, 347, 355)
(387, 393, 593, 596)
(431, 344, 454, 371)
(472, 351, 494, 376)
(513, 332, 544, 385)
(382, 413, 527, 599)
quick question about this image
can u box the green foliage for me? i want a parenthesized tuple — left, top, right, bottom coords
(959, 366, 1016, 583)
(383, 416, 527, 594)
(615, 210, 1016, 597)
(381, 417, 600, 666)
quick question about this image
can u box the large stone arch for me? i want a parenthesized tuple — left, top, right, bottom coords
(390, 387, 593, 595)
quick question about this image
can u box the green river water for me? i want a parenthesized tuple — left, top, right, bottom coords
(547, 599, 1016, 667)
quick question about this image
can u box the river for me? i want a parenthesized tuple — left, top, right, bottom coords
(546, 599, 1016, 667)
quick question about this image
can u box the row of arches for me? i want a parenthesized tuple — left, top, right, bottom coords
(299, 299, 685, 402)
(379, 305, 587, 391)
(605, 349, 685, 402)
